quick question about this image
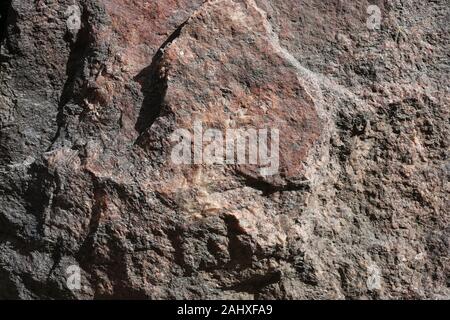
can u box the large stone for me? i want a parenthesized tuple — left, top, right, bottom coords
(0, 0, 448, 299)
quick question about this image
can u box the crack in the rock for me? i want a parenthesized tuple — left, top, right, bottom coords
(76, 173, 104, 264)
(0, 0, 12, 47)
(48, 3, 107, 151)
(48, 8, 93, 150)
(222, 270, 282, 294)
(243, 176, 310, 196)
(134, 19, 190, 137)
(223, 214, 253, 269)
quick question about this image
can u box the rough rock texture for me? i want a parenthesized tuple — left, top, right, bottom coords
(0, 0, 448, 299)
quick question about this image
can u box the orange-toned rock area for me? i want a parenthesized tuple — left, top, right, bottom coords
(0, 0, 448, 299)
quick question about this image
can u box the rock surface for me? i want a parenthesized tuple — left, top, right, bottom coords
(0, 0, 448, 299)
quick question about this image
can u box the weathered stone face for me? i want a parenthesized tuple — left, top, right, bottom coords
(0, 0, 449, 299)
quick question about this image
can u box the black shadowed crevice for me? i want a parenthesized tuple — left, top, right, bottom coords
(0, 0, 12, 46)
(134, 20, 189, 135)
